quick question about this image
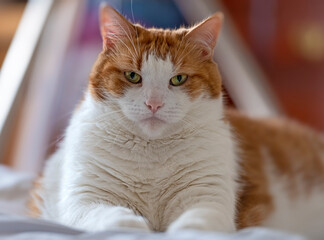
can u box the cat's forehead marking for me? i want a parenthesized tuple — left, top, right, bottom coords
(141, 53, 174, 87)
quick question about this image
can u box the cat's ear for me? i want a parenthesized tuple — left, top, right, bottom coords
(99, 3, 136, 49)
(186, 13, 223, 58)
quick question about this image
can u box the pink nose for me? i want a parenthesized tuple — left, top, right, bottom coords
(145, 99, 164, 113)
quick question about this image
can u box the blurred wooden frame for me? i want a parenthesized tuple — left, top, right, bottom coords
(0, 0, 84, 173)
(0, 2, 26, 66)
(0, 0, 54, 169)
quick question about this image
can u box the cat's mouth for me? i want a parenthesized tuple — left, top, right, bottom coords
(142, 116, 166, 125)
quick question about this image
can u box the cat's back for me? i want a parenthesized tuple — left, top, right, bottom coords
(227, 109, 324, 238)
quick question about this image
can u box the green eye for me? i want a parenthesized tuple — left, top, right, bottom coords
(124, 71, 142, 84)
(170, 74, 188, 86)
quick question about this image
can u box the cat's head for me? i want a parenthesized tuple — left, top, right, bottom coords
(89, 4, 223, 139)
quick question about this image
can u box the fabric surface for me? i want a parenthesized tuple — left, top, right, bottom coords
(0, 165, 35, 216)
(0, 214, 306, 240)
(0, 165, 306, 240)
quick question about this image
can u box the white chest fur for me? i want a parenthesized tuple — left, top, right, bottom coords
(42, 95, 238, 232)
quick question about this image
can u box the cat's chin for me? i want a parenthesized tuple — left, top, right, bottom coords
(139, 117, 168, 139)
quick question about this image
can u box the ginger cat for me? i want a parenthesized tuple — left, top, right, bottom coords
(29, 5, 324, 239)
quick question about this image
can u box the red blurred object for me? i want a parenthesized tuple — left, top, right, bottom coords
(222, 0, 324, 132)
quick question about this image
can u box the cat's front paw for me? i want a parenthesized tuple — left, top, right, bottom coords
(105, 208, 151, 232)
(167, 218, 211, 233)
(167, 208, 235, 233)
(104, 214, 150, 232)
(78, 206, 151, 232)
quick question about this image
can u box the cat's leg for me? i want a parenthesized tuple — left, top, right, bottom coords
(166, 179, 237, 233)
(59, 203, 151, 232)
(167, 203, 236, 233)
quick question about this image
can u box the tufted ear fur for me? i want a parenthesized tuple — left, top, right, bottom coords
(185, 13, 223, 58)
(99, 3, 136, 49)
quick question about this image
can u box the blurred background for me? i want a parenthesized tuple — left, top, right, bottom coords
(0, 0, 324, 173)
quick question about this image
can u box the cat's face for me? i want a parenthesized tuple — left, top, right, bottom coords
(89, 5, 223, 139)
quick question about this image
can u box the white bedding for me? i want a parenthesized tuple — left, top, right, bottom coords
(0, 165, 306, 240)
(0, 165, 35, 216)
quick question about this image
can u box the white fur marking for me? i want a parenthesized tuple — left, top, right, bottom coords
(261, 147, 324, 240)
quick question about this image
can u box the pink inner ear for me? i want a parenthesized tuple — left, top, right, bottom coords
(99, 4, 135, 48)
(186, 13, 223, 56)
(101, 21, 121, 48)
(201, 49, 210, 58)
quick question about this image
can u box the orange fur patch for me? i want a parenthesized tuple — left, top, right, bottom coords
(27, 177, 43, 217)
(226, 110, 324, 228)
